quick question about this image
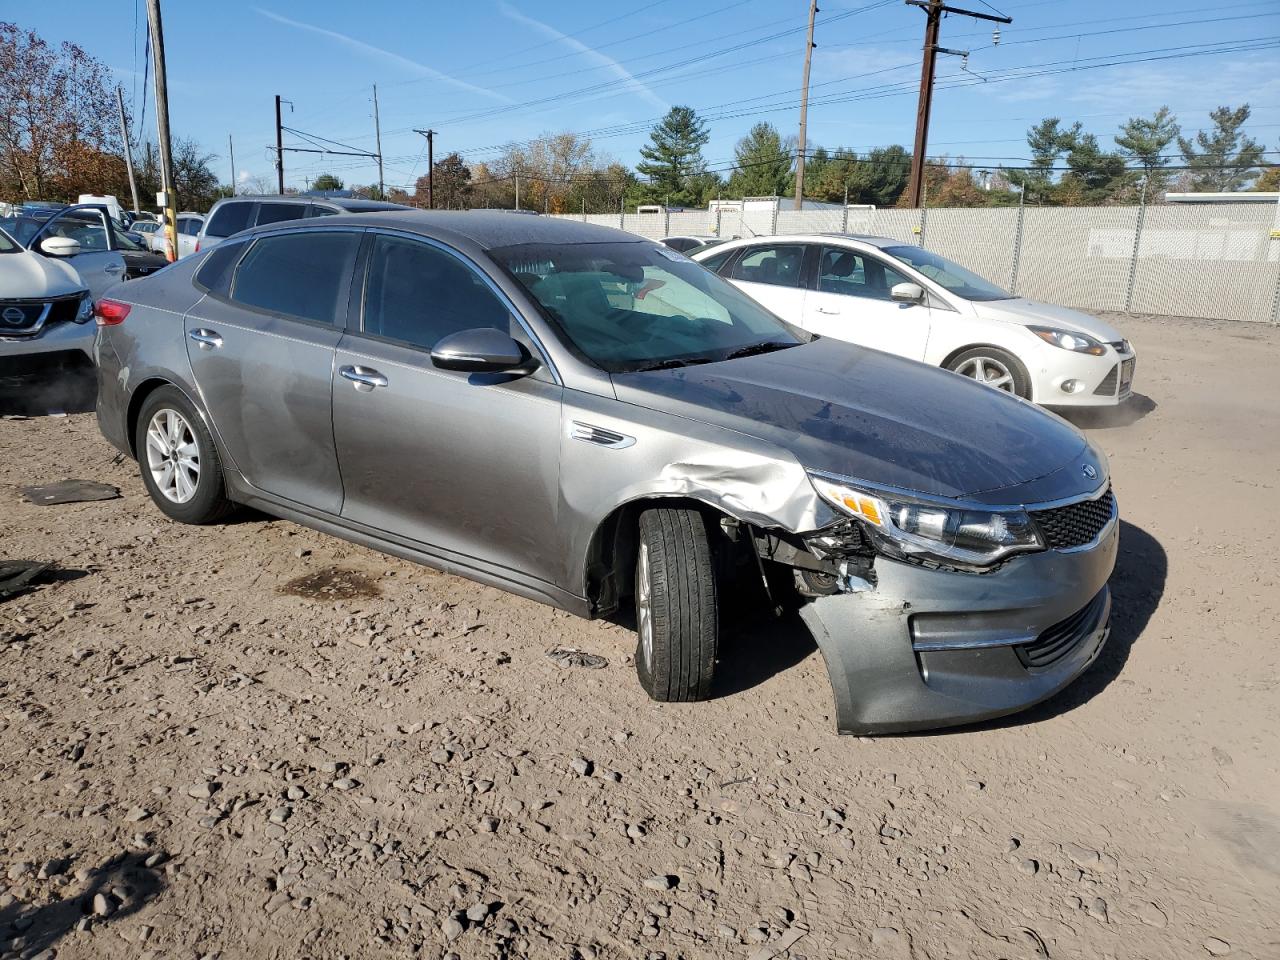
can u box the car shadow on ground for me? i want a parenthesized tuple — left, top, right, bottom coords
(943, 519, 1168, 734)
(1057, 392, 1157, 430)
(0, 856, 164, 958)
(0, 368, 97, 417)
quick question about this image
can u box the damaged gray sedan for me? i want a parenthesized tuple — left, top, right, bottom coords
(94, 211, 1116, 734)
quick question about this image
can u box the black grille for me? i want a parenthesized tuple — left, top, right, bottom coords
(0, 301, 46, 332)
(1016, 589, 1107, 669)
(47, 297, 81, 325)
(1093, 364, 1119, 396)
(1030, 488, 1115, 549)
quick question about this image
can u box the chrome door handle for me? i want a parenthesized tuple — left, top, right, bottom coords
(815, 306, 840, 315)
(104, 263, 124, 275)
(189, 328, 223, 350)
(339, 365, 388, 391)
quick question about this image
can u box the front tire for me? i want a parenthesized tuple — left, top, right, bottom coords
(634, 506, 718, 702)
(946, 346, 1031, 399)
(134, 386, 234, 524)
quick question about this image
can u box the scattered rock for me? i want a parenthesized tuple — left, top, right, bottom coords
(187, 781, 219, 800)
(1136, 901, 1168, 928)
(442, 916, 465, 941)
(1087, 897, 1109, 923)
(642, 874, 676, 891)
(1204, 937, 1231, 956)
(571, 757, 593, 777)
(332, 778, 358, 791)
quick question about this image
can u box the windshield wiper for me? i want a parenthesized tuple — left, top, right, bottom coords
(722, 340, 798, 361)
(634, 356, 715, 372)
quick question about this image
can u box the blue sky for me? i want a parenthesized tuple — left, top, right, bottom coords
(14, 0, 1280, 192)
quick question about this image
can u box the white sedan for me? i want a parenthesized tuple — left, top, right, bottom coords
(692, 234, 1136, 407)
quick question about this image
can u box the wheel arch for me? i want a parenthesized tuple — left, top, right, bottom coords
(583, 494, 740, 617)
(125, 377, 207, 459)
(940, 342, 1034, 399)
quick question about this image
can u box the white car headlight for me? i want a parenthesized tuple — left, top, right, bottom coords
(74, 293, 94, 324)
(809, 474, 1042, 569)
(1028, 325, 1106, 356)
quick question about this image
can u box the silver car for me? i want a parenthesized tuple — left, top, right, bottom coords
(94, 212, 1118, 734)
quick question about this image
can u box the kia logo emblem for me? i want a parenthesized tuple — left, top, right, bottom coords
(1082, 464, 1098, 480)
(1, 306, 26, 325)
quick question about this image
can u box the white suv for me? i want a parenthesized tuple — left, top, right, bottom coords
(0, 225, 96, 387)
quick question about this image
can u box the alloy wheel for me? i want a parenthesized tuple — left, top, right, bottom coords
(636, 542, 653, 669)
(145, 408, 200, 504)
(955, 355, 1016, 392)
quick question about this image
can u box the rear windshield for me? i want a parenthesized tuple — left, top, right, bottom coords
(490, 241, 807, 373)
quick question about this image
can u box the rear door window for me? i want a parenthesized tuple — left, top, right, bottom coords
(254, 202, 306, 227)
(729, 244, 805, 287)
(204, 202, 254, 239)
(307, 205, 338, 218)
(231, 232, 361, 325)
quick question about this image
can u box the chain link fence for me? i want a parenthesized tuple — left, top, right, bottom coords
(554, 199, 1280, 324)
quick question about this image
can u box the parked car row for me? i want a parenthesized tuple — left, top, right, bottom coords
(89, 211, 1124, 735)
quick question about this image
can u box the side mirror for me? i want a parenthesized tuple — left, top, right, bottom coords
(431, 327, 533, 374)
(890, 281, 925, 304)
(39, 236, 81, 257)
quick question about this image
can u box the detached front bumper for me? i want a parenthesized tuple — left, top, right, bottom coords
(799, 520, 1117, 734)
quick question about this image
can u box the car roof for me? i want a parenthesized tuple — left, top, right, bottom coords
(719, 233, 907, 249)
(240, 209, 646, 248)
(214, 194, 409, 212)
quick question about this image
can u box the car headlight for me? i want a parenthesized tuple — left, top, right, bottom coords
(74, 293, 94, 324)
(809, 474, 1042, 569)
(1028, 325, 1106, 356)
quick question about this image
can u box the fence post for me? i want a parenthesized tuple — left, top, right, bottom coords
(715, 207, 722, 238)
(771, 199, 779, 235)
(1124, 185, 1147, 313)
(1271, 193, 1280, 325)
(1009, 187, 1026, 295)
(664, 207, 670, 238)
(918, 205, 927, 247)
(841, 205, 849, 233)
(619, 196, 624, 231)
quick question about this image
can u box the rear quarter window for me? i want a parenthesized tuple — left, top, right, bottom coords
(205, 202, 253, 239)
(255, 202, 307, 226)
(194, 240, 248, 296)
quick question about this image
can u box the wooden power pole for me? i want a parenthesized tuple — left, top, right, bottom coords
(275, 95, 285, 194)
(228, 135, 236, 195)
(373, 85, 384, 198)
(414, 129, 436, 208)
(905, 0, 1010, 208)
(115, 86, 141, 213)
(793, 0, 819, 211)
(144, 0, 178, 261)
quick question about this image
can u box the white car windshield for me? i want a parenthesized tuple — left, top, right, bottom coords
(882, 246, 1013, 301)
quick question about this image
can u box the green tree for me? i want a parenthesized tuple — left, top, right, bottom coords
(808, 147, 860, 202)
(1254, 158, 1280, 192)
(635, 106, 710, 207)
(726, 122, 793, 198)
(419, 152, 470, 208)
(1061, 133, 1130, 204)
(1178, 104, 1264, 191)
(312, 172, 344, 191)
(1115, 106, 1179, 196)
(846, 145, 910, 206)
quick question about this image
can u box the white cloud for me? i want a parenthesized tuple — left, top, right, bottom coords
(254, 8, 513, 104)
(237, 170, 251, 183)
(498, 2, 668, 111)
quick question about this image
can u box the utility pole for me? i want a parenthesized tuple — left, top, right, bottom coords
(144, 0, 178, 261)
(373, 85, 384, 198)
(228, 135, 236, 195)
(793, 0, 819, 211)
(274, 94, 285, 194)
(115, 86, 141, 213)
(905, 0, 1010, 207)
(414, 129, 436, 208)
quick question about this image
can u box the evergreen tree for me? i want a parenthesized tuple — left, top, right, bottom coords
(1178, 104, 1264, 191)
(1115, 106, 1179, 196)
(845, 145, 910, 206)
(726, 122, 793, 198)
(1061, 133, 1130, 204)
(635, 106, 710, 206)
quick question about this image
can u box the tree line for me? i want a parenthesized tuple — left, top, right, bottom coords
(3, 21, 1273, 215)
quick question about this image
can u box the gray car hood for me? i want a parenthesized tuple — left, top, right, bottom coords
(612, 340, 1098, 504)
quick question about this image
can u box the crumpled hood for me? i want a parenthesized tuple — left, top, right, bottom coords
(974, 298, 1125, 342)
(0, 249, 84, 300)
(612, 339, 1100, 503)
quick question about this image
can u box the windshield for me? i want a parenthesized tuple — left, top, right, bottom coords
(881, 245, 1013, 301)
(491, 240, 808, 373)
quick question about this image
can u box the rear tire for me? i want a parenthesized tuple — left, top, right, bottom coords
(634, 506, 718, 702)
(946, 346, 1031, 399)
(134, 386, 234, 525)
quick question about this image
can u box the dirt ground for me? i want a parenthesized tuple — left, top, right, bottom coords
(1, 314, 1278, 960)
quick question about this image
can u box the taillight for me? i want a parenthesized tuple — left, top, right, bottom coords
(95, 299, 131, 326)
(194, 240, 201, 253)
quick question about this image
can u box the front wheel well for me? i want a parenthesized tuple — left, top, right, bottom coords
(585, 497, 733, 617)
